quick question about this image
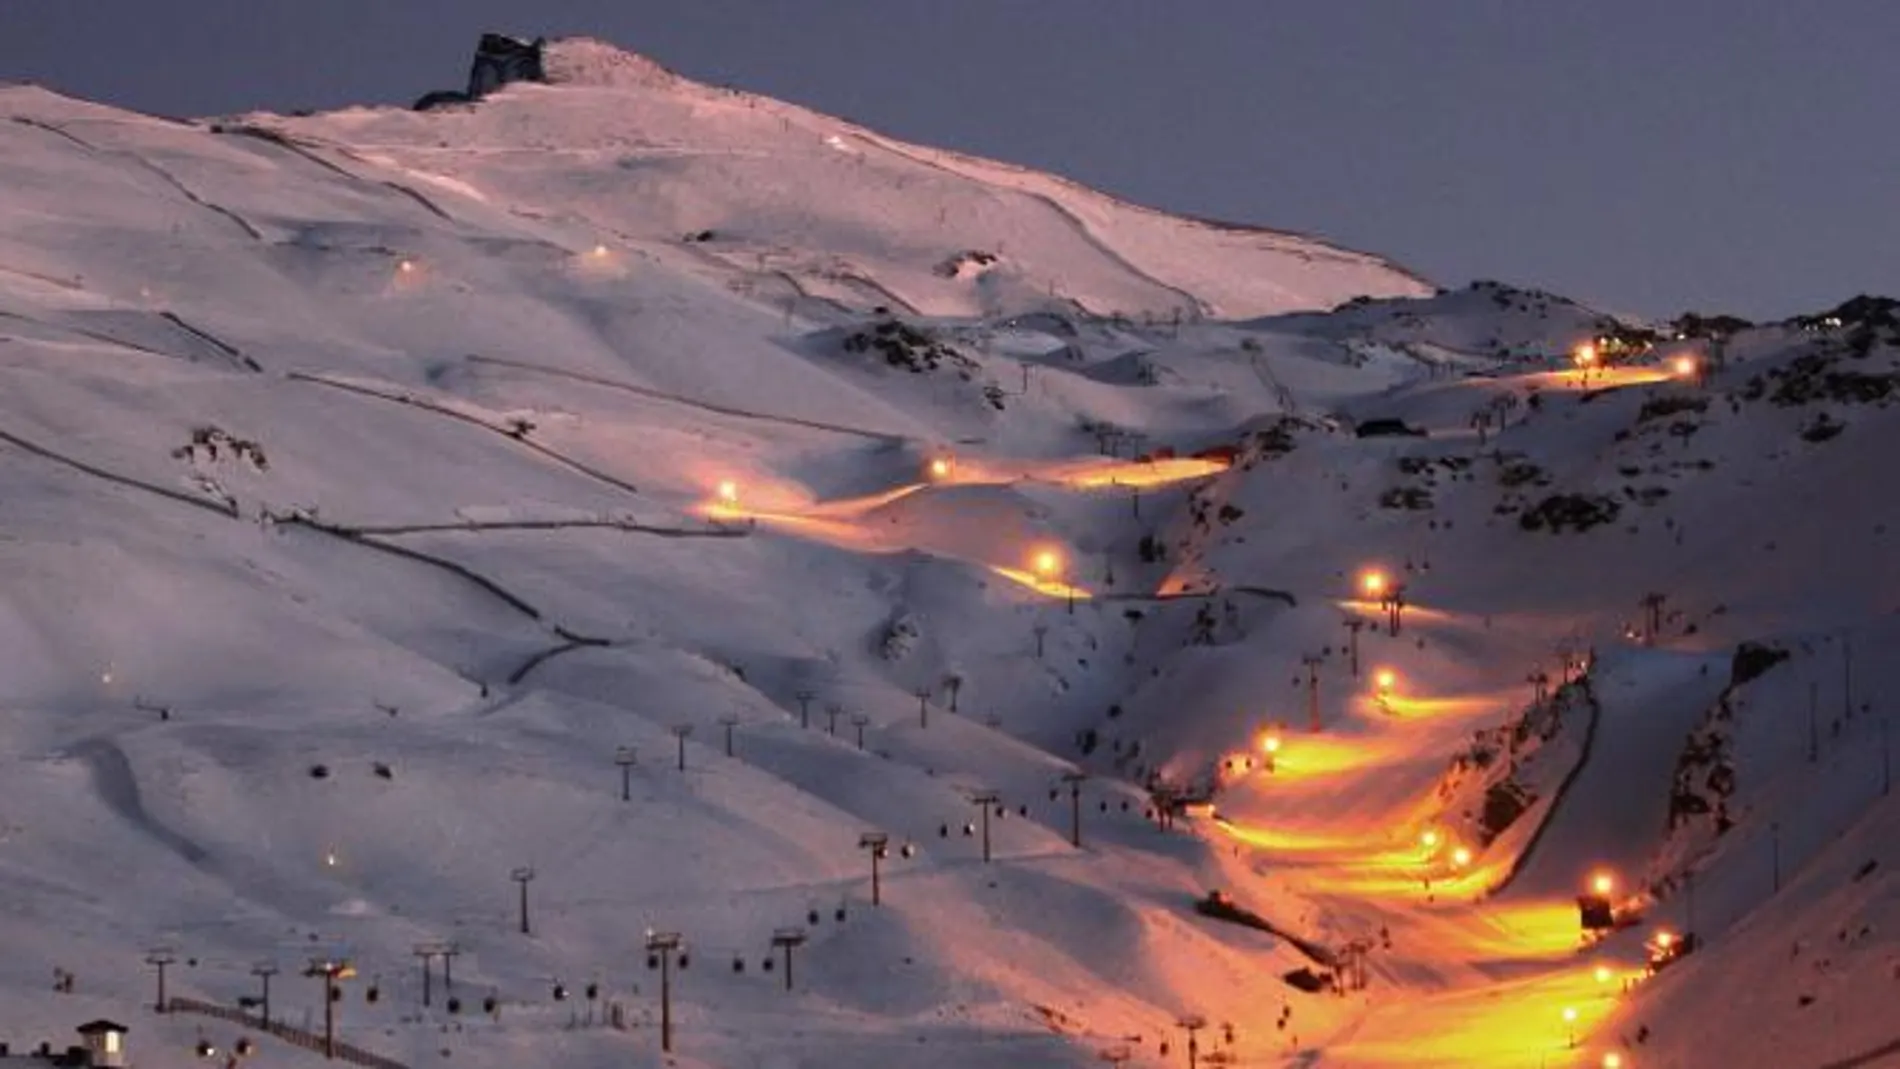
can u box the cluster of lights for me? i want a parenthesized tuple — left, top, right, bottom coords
(716, 479, 740, 505)
(928, 455, 954, 480)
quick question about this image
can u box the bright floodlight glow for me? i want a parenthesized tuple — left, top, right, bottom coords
(1421, 829, 1440, 848)
(1451, 846, 1472, 868)
(1032, 548, 1063, 577)
(1671, 354, 1697, 378)
(929, 457, 953, 479)
(591, 243, 609, 257)
(1562, 1006, 1578, 1023)
(1574, 343, 1598, 367)
(716, 479, 739, 504)
(1603, 1053, 1624, 1068)
(1593, 964, 1613, 984)
(1592, 871, 1615, 895)
(397, 259, 416, 274)
(1261, 733, 1282, 754)
(1360, 570, 1388, 596)
(1374, 669, 1397, 692)
(1654, 929, 1675, 948)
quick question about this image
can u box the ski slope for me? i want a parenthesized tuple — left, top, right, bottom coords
(2, 35, 1898, 1069)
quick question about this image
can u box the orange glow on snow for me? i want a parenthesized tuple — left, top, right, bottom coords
(1054, 456, 1229, 489)
(989, 565, 1091, 602)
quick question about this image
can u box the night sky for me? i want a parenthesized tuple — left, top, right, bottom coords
(6, 1, 1895, 319)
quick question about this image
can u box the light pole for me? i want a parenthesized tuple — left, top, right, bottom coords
(615, 746, 637, 801)
(671, 724, 693, 771)
(970, 790, 1000, 863)
(441, 943, 459, 993)
(304, 957, 353, 1058)
(1061, 771, 1089, 848)
(770, 927, 808, 992)
(1528, 669, 1550, 706)
(794, 689, 814, 729)
(718, 715, 739, 757)
(914, 687, 931, 729)
(145, 947, 176, 1013)
(511, 866, 536, 935)
(858, 831, 890, 905)
(1033, 623, 1049, 659)
(1342, 618, 1365, 678)
(644, 931, 685, 1054)
(826, 704, 842, 736)
(250, 961, 277, 1026)
(850, 713, 870, 750)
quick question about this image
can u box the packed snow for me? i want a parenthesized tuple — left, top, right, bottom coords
(1, 36, 1896, 1069)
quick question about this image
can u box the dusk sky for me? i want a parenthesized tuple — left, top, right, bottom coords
(6, 1, 1895, 320)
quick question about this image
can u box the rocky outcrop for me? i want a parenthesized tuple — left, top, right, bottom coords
(414, 33, 547, 111)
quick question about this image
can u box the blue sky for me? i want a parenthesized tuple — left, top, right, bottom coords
(6, 1, 1895, 319)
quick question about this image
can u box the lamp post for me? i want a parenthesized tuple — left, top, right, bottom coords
(1342, 618, 1365, 678)
(1374, 668, 1397, 713)
(858, 832, 890, 905)
(914, 688, 931, 729)
(615, 746, 637, 801)
(970, 790, 1000, 863)
(718, 715, 739, 758)
(850, 713, 870, 750)
(794, 689, 814, 729)
(303, 957, 353, 1058)
(1034, 548, 1070, 614)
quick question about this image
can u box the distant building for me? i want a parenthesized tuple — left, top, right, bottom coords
(0, 1020, 128, 1068)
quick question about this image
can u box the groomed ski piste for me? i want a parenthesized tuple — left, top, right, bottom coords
(1, 36, 1897, 1069)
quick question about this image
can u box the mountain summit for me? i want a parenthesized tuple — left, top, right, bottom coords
(262, 34, 1430, 323)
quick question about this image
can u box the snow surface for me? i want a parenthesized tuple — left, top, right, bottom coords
(1, 37, 1897, 1069)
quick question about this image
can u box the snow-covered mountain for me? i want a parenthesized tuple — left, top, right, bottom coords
(1, 34, 1896, 1069)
